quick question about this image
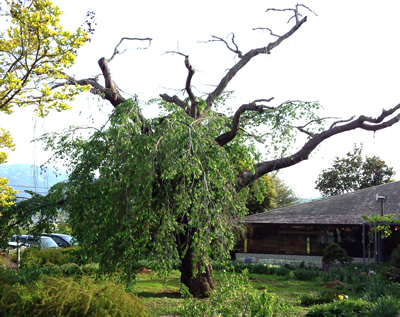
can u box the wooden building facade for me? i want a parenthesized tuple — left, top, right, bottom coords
(238, 182, 400, 262)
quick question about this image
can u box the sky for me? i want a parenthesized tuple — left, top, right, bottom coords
(2, 0, 400, 198)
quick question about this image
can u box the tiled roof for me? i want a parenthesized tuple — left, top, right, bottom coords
(244, 181, 400, 225)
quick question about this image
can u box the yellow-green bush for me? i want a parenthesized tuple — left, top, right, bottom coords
(0, 275, 147, 316)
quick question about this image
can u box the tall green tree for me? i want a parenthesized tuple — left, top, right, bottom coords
(3, 5, 400, 297)
(246, 174, 277, 214)
(246, 175, 297, 214)
(272, 175, 298, 208)
(315, 145, 395, 197)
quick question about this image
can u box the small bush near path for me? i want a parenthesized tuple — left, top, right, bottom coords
(180, 270, 295, 316)
(305, 298, 372, 316)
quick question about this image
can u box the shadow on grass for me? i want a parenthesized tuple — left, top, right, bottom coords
(136, 291, 181, 299)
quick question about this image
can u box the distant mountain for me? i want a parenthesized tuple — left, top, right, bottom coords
(295, 196, 322, 204)
(0, 163, 67, 199)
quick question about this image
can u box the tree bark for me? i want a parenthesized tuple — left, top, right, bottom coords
(180, 242, 216, 298)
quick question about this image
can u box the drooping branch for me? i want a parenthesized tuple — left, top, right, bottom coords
(236, 104, 400, 189)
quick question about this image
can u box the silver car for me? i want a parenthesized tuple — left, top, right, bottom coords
(8, 235, 59, 249)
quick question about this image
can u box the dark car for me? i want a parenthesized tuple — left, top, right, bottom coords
(42, 233, 76, 248)
(8, 235, 59, 249)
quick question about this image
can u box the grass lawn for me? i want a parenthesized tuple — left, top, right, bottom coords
(134, 270, 183, 316)
(133, 270, 348, 316)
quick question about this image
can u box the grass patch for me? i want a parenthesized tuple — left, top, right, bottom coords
(132, 270, 332, 316)
(133, 270, 183, 316)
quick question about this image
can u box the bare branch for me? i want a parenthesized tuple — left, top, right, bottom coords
(252, 27, 280, 38)
(164, 51, 199, 118)
(294, 117, 338, 137)
(275, 99, 317, 108)
(266, 4, 317, 24)
(203, 16, 307, 118)
(329, 116, 355, 129)
(159, 93, 187, 110)
(107, 37, 152, 63)
(215, 98, 274, 146)
(236, 104, 400, 189)
(204, 34, 243, 58)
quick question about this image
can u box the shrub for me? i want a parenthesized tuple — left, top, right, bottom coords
(275, 266, 291, 277)
(180, 270, 294, 316)
(322, 243, 352, 265)
(0, 275, 147, 316)
(322, 264, 367, 285)
(305, 298, 372, 316)
(382, 266, 400, 283)
(300, 290, 338, 306)
(221, 262, 272, 275)
(293, 268, 320, 281)
(10, 246, 82, 268)
(369, 295, 399, 317)
(362, 275, 400, 302)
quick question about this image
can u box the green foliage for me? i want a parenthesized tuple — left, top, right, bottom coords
(382, 266, 400, 283)
(246, 174, 277, 214)
(315, 144, 395, 196)
(369, 296, 399, 317)
(305, 298, 372, 316)
(34, 98, 252, 278)
(180, 270, 294, 316)
(9, 246, 81, 268)
(271, 174, 298, 208)
(4, 95, 325, 295)
(293, 268, 320, 281)
(246, 174, 297, 214)
(0, 275, 147, 316)
(361, 275, 400, 302)
(299, 290, 338, 307)
(322, 243, 352, 265)
(362, 214, 400, 238)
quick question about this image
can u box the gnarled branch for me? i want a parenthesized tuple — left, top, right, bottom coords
(203, 16, 307, 118)
(236, 104, 400, 189)
(107, 37, 152, 63)
(215, 98, 274, 146)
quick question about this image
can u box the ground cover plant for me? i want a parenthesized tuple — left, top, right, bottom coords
(1, 247, 400, 316)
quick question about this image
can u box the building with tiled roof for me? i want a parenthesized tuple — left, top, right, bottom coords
(237, 181, 400, 263)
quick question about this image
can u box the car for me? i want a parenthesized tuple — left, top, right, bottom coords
(42, 233, 76, 248)
(8, 235, 59, 250)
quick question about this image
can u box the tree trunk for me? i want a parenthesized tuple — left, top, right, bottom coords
(180, 243, 216, 298)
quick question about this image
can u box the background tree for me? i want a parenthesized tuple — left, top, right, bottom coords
(246, 175, 277, 214)
(0, 128, 17, 210)
(246, 174, 297, 214)
(0, 0, 90, 209)
(3, 4, 400, 298)
(315, 145, 395, 196)
(272, 175, 298, 208)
